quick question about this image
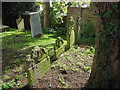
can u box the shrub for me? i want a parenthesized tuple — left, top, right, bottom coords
(55, 27, 67, 36)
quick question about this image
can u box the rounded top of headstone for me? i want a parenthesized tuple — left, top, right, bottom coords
(23, 11, 40, 15)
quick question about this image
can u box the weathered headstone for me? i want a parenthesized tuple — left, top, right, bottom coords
(54, 37, 65, 59)
(27, 58, 51, 87)
(67, 16, 75, 49)
(67, 7, 82, 49)
(31, 47, 48, 63)
(67, 6, 98, 46)
(22, 11, 42, 37)
(81, 3, 98, 37)
(26, 47, 51, 87)
(77, 16, 82, 43)
(16, 18, 25, 31)
(29, 12, 42, 37)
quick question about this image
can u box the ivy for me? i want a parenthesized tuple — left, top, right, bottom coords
(94, 3, 120, 87)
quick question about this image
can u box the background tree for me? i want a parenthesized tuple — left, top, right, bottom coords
(2, 2, 39, 28)
(86, 2, 120, 88)
(44, 2, 50, 28)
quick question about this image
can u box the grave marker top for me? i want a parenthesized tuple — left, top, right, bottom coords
(22, 11, 42, 37)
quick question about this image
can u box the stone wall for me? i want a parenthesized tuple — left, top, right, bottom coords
(66, 5, 98, 47)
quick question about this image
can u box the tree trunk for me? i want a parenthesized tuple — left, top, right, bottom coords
(86, 2, 120, 88)
(44, 2, 50, 28)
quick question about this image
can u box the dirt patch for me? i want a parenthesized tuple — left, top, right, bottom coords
(2, 45, 94, 89)
(35, 45, 94, 88)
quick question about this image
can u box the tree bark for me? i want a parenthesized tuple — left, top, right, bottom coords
(44, 2, 50, 28)
(86, 2, 120, 88)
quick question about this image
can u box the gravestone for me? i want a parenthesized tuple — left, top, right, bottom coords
(81, 3, 98, 37)
(16, 18, 25, 31)
(53, 37, 65, 60)
(27, 58, 51, 87)
(31, 47, 48, 63)
(26, 47, 51, 87)
(22, 11, 42, 37)
(0, 25, 9, 32)
(77, 16, 82, 43)
(67, 7, 82, 49)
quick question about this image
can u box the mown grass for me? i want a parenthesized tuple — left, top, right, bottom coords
(1, 28, 63, 51)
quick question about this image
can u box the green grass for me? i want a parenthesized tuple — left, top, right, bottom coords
(15, 75, 24, 81)
(1, 28, 59, 50)
(1, 28, 67, 51)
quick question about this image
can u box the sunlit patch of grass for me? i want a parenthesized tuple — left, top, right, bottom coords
(2, 28, 66, 51)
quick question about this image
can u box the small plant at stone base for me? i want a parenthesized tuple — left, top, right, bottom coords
(82, 66, 91, 72)
(15, 75, 23, 81)
(16, 81, 23, 88)
(80, 53, 85, 56)
(1, 80, 15, 90)
(71, 63, 76, 66)
(51, 65, 56, 68)
(76, 62, 84, 66)
(86, 48, 94, 57)
(71, 67, 79, 72)
(11, 59, 20, 65)
(66, 57, 73, 62)
(58, 78, 65, 85)
(61, 64, 68, 71)
(3, 67, 9, 73)
(2, 75, 11, 80)
(13, 69, 20, 73)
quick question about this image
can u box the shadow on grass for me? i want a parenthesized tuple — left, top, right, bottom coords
(2, 28, 66, 70)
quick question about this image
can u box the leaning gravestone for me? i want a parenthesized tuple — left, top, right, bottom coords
(16, 18, 25, 31)
(22, 11, 42, 37)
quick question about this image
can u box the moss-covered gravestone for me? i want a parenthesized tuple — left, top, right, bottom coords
(31, 47, 48, 63)
(26, 47, 51, 87)
(67, 7, 82, 49)
(53, 37, 66, 60)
